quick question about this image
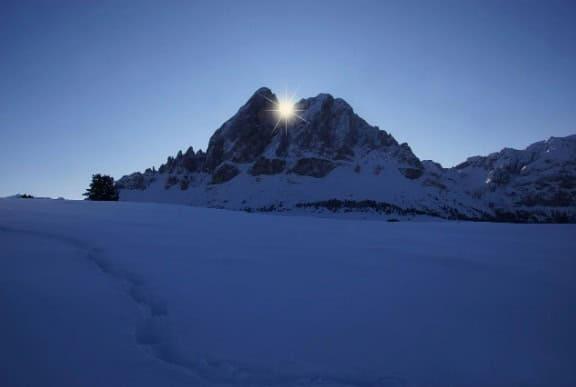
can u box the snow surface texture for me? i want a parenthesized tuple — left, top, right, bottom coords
(1, 198, 575, 386)
(117, 88, 576, 223)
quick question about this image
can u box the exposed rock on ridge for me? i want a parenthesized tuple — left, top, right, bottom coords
(117, 87, 576, 223)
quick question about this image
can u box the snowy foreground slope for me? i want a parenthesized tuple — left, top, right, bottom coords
(1, 199, 576, 387)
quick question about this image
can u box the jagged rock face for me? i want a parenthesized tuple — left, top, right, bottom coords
(116, 173, 146, 190)
(250, 157, 286, 176)
(275, 94, 401, 160)
(199, 88, 414, 176)
(211, 163, 240, 184)
(203, 88, 277, 171)
(455, 135, 576, 210)
(158, 147, 206, 175)
(116, 87, 576, 223)
(290, 158, 336, 178)
(133, 87, 422, 185)
(400, 168, 423, 180)
(116, 171, 155, 190)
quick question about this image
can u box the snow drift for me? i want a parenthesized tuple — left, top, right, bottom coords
(1, 198, 575, 386)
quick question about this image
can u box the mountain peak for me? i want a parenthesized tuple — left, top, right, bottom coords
(197, 89, 408, 172)
(253, 86, 274, 96)
(248, 87, 276, 104)
(116, 90, 576, 223)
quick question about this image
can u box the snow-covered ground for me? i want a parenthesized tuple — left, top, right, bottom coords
(1, 198, 575, 387)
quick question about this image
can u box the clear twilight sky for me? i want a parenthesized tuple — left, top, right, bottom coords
(1, 0, 575, 199)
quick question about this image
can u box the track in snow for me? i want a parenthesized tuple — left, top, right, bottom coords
(0, 225, 406, 387)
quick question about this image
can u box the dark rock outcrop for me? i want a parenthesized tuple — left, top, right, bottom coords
(204, 88, 277, 171)
(211, 163, 240, 184)
(250, 157, 286, 176)
(400, 168, 423, 179)
(116, 173, 147, 190)
(290, 158, 336, 178)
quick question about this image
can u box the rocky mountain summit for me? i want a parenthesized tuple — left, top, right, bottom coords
(117, 88, 576, 223)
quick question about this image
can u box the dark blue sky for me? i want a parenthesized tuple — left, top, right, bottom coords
(1, 0, 575, 198)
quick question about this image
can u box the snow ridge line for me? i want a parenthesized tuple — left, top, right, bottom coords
(0, 225, 407, 387)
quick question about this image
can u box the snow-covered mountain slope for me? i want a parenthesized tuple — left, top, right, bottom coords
(451, 135, 576, 221)
(2, 198, 576, 386)
(117, 88, 576, 222)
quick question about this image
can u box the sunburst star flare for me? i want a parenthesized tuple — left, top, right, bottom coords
(261, 90, 307, 134)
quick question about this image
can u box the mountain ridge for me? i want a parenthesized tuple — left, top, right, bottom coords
(117, 88, 576, 223)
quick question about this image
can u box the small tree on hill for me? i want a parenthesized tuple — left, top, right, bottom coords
(84, 174, 119, 201)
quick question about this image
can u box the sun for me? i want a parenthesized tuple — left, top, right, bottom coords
(277, 101, 295, 119)
(261, 90, 307, 134)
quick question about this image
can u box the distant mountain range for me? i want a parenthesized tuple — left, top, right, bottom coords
(117, 87, 576, 223)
